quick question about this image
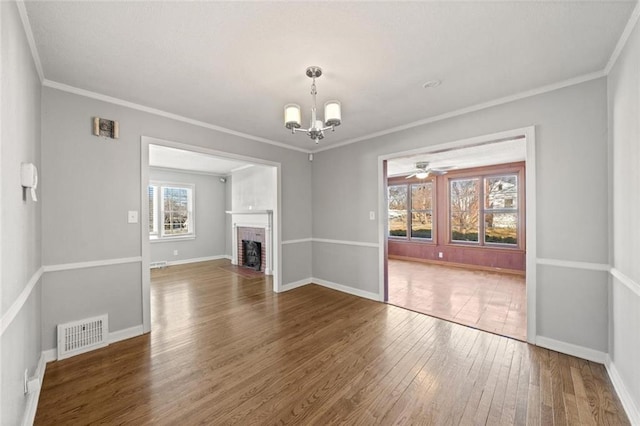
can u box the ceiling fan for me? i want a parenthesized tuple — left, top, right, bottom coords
(405, 161, 454, 179)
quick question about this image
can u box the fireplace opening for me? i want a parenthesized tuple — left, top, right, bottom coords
(242, 240, 262, 271)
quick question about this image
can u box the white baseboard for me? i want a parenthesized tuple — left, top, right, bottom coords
(22, 352, 47, 426)
(279, 278, 311, 292)
(606, 356, 640, 425)
(108, 325, 144, 344)
(312, 277, 381, 301)
(42, 349, 57, 363)
(165, 255, 228, 266)
(536, 336, 607, 363)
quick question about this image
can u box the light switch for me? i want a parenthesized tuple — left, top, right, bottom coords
(369, 211, 375, 220)
(128, 210, 138, 224)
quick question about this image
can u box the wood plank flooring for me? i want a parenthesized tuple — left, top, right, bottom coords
(388, 259, 527, 341)
(35, 259, 628, 425)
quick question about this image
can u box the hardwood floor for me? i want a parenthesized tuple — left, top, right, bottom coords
(389, 259, 527, 341)
(35, 259, 628, 425)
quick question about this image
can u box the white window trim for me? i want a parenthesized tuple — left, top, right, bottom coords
(149, 181, 196, 241)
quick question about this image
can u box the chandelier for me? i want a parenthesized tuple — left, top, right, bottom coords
(284, 66, 341, 144)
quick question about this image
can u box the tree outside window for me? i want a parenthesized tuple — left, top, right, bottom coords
(149, 182, 194, 240)
(450, 178, 479, 242)
(388, 185, 408, 237)
(411, 183, 433, 239)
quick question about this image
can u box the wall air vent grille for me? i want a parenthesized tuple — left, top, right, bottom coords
(57, 314, 109, 360)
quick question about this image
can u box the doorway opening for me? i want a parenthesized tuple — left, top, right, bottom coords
(379, 127, 536, 343)
(140, 136, 281, 334)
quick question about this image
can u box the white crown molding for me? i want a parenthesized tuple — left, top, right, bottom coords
(536, 258, 610, 272)
(43, 256, 142, 273)
(16, 0, 44, 83)
(604, 0, 640, 75)
(42, 79, 312, 154)
(312, 71, 605, 154)
(0, 267, 43, 337)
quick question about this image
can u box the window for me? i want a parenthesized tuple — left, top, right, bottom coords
(450, 178, 480, 242)
(149, 182, 194, 240)
(411, 182, 433, 239)
(449, 174, 519, 246)
(388, 185, 408, 237)
(484, 175, 518, 245)
(388, 181, 434, 240)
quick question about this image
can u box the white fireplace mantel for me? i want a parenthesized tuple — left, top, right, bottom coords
(227, 210, 273, 275)
(225, 210, 273, 215)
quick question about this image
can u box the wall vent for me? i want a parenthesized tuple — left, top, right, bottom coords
(150, 261, 168, 269)
(57, 314, 109, 360)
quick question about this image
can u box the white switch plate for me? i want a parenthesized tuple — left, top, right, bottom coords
(369, 211, 375, 220)
(127, 210, 138, 224)
(438, 252, 443, 259)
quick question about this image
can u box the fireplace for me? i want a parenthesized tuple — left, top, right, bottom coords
(236, 226, 267, 273)
(227, 210, 273, 275)
(241, 240, 262, 271)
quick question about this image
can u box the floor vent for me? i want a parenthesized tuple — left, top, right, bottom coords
(150, 261, 168, 269)
(57, 314, 109, 360)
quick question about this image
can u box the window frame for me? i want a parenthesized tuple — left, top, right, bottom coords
(387, 177, 436, 243)
(409, 181, 434, 241)
(149, 181, 196, 242)
(387, 183, 409, 239)
(483, 174, 519, 246)
(449, 177, 481, 244)
(445, 164, 524, 250)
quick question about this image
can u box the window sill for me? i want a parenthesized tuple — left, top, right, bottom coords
(388, 238, 435, 244)
(446, 242, 523, 252)
(150, 235, 196, 243)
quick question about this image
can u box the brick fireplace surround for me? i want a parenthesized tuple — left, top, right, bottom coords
(227, 210, 273, 276)
(237, 227, 266, 273)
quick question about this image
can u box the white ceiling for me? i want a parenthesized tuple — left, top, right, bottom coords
(387, 138, 526, 177)
(149, 144, 252, 175)
(24, 1, 635, 151)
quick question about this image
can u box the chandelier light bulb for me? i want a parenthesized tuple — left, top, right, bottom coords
(284, 104, 301, 130)
(324, 100, 341, 127)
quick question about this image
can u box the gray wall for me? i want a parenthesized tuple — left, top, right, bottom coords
(149, 168, 227, 263)
(0, 2, 43, 424)
(608, 15, 640, 420)
(40, 86, 312, 351)
(312, 78, 610, 352)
